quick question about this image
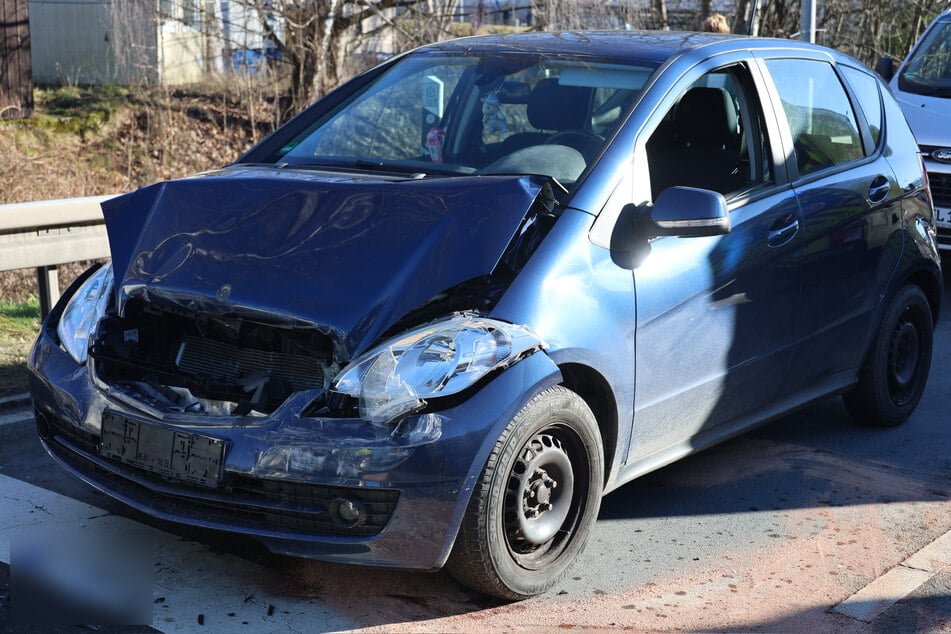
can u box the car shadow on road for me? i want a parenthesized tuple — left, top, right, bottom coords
(597, 395, 951, 523)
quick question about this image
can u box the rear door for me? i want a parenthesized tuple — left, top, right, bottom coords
(757, 55, 904, 396)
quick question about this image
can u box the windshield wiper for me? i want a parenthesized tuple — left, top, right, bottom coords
(354, 160, 426, 177)
(276, 158, 427, 178)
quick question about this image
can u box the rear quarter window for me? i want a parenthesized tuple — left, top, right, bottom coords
(840, 65, 883, 151)
(765, 58, 865, 176)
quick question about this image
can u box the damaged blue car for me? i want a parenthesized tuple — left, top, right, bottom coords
(30, 31, 941, 599)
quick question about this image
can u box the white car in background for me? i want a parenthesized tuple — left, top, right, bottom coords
(879, 9, 951, 252)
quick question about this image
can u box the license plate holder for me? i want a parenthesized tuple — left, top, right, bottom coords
(99, 412, 226, 488)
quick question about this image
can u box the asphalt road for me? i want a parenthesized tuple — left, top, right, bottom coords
(0, 281, 949, 632)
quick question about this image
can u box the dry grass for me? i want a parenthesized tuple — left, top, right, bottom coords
(0, 84, 268, 303)
(0, 85, 265, 206)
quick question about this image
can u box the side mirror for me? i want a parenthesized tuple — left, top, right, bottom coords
(651, 186, 731, 238)
(610, 186, 731, 269)
(875, 57, 896, 81)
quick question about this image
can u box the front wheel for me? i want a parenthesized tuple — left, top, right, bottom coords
(446, 386, 603, 599)
(843, 284, 933, 427)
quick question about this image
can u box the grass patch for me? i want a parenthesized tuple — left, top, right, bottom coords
(25, 85, 131, 137)
(36, 84, 129, 119)
(0, 297, 41, 396)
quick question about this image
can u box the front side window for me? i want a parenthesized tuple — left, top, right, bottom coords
(275, 52, 657, 187)
(645, 64, 774, 201)
(765, 59, 864, 176)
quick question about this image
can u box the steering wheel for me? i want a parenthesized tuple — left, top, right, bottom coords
(545, 129, 604, 159)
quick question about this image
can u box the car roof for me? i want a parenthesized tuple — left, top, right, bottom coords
(414, 30, 845, 67)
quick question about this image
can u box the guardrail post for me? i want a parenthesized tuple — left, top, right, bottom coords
(37, 265, 59, 319)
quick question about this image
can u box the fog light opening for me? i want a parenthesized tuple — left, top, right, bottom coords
(35, 408, 53, 441)
(329, 497, 368, 528)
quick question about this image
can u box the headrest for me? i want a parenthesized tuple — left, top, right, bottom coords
(674, 86, 738, 145)
(527, 78, 591, 131)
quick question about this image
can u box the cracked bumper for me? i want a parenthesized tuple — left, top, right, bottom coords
(28, 310, 562, 570)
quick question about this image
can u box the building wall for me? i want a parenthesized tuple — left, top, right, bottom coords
(28, 0, 212, 85)
(29, 0, 154, 84)
(220, 1, 275, 52)
(159, 19, 205, 84)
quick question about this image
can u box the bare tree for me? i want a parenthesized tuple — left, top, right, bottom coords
(389, 0, 463, 51)
(652, 0, 669, 31)
(105, 0, 951, 131)
(225, 0, 463, 120)
(754, 0, 947, 66)
(531, 0, 646, 31)
(697, 0, 712, 29)
(109, 0, 160, 84)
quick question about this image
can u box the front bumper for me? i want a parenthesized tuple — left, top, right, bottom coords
(28, 308, 561, 570)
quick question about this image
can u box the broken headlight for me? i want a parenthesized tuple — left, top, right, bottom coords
(57, 263, 114, 365)
(332, 316, 543, 424)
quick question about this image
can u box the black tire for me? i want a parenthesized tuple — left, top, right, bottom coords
(843, 284, 933, 427)
(446, 386, 604, 600)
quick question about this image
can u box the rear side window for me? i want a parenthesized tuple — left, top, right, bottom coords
(765, 59, 865, 176)
(840, 66, 883, 150)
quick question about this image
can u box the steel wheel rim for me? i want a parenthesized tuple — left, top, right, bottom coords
(503, 425, 588, 571)
(887, 309, 921, 405)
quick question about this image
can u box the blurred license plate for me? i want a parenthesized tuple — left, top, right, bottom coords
(937, 207, 951, 226)
(99, 412, 226, 487)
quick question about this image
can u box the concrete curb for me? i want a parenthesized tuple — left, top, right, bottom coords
(0, 393, 30, 413)
(833, 528, 951, 623)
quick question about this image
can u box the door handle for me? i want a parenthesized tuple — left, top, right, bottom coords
(767, 214, 799, 247)
(868, 175, 890, 204)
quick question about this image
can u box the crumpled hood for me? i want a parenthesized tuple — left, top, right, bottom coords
(102, 166, 548, 358)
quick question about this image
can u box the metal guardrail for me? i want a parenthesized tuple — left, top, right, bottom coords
(0, 195, 115, 317)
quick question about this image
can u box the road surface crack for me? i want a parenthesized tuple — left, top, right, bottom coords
(30, 501, 53, 516)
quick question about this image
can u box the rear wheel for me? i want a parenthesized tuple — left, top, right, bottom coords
(446, 386, 603, 599)
(843, 284, 933, 427)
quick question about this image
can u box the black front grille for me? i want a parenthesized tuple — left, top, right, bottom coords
(90, 302, 336, 414)
(937, 229, 951, 250)
(177, 336, 325, 392)
(37, 408, 399, 538)
(930, 172, 951, 207)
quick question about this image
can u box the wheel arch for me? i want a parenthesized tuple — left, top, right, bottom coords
(905, 267, 942, 326)
(557, 362, 618, 490)
(843, 276, 935, 426)
(861, 261, 942, 370)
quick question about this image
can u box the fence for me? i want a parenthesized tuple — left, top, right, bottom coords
(0, 196, 114, 316)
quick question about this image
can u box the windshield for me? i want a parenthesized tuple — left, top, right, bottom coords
(899, 16, 951, 97)
(275, 51, 657, 188)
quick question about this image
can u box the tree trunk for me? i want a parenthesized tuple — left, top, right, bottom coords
(731, 0, 750, 34)
(699, 0, 713, 29)
(652, 0, 669, 30)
